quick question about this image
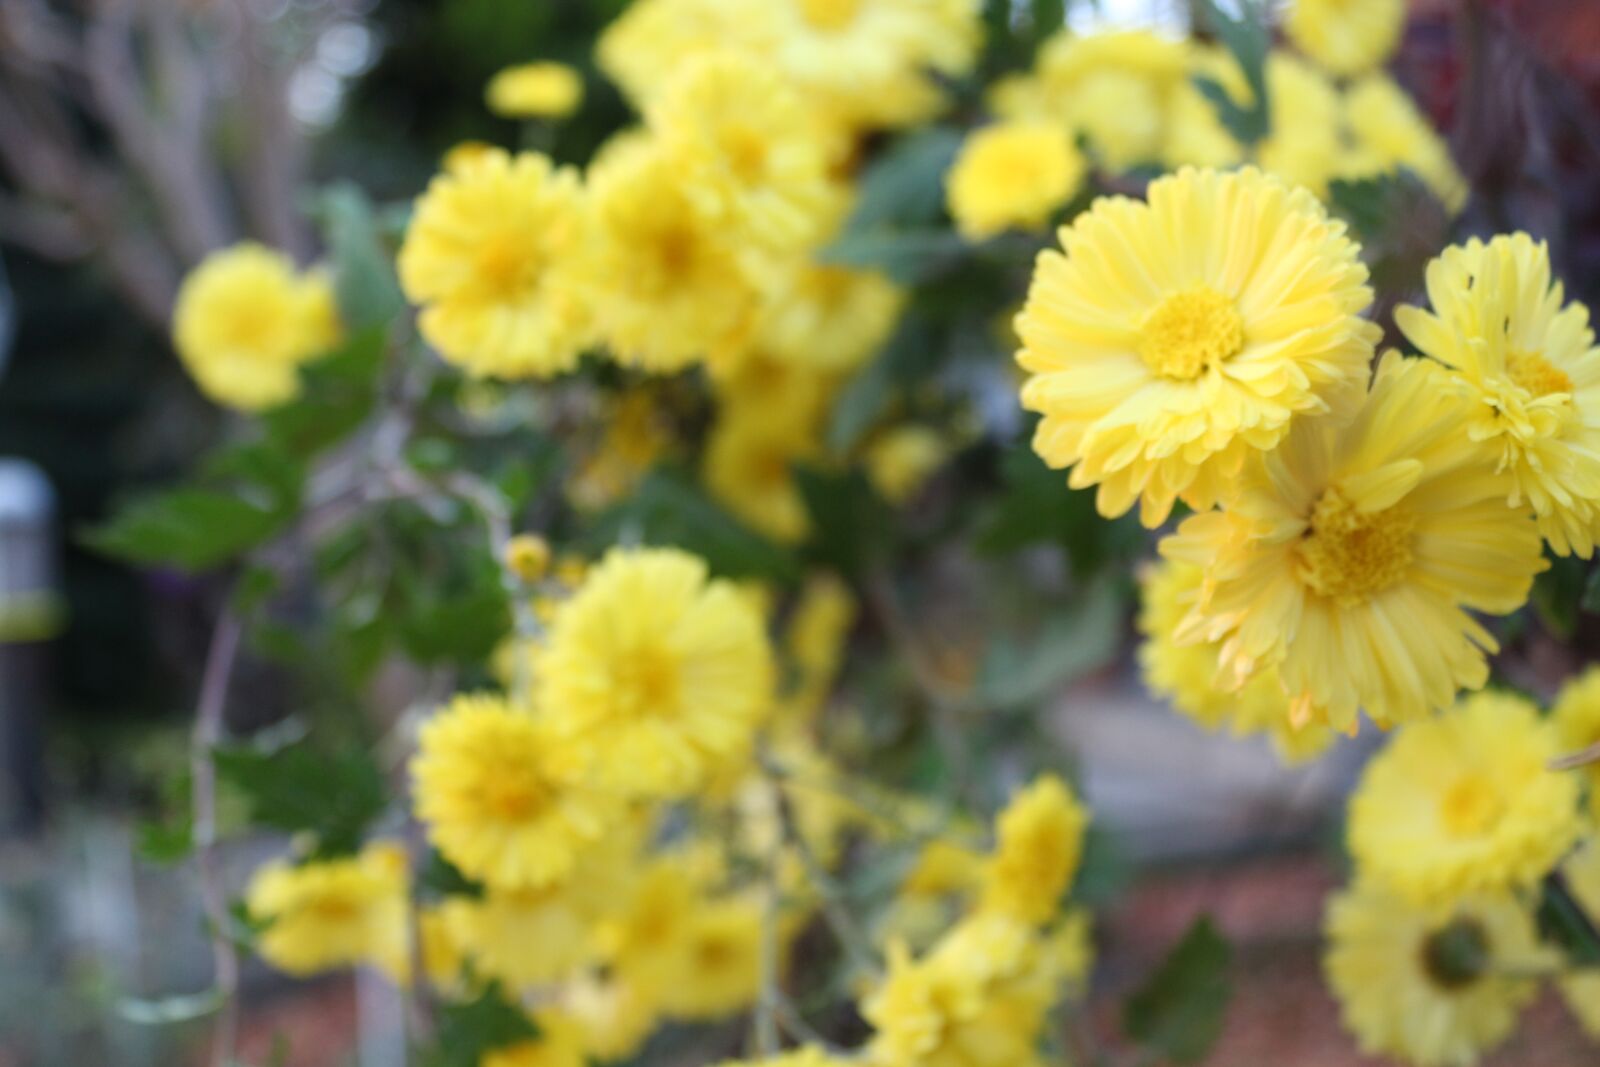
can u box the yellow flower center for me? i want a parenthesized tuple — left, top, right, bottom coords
(1295, 489, 1415, 605)
(474, 234, 542, 300)
(799, 0, 861, 31)
(1138, 287, 1244, 380)
(614, 648, 682, 719)
(480, 769, 551, 822)
(307, 893, 366, 922)
(1439, 774, 1505, 838)
(1506, 349, 1572, 398)
(722, 126, 770, 183)
(1421, 917, 1490, 990)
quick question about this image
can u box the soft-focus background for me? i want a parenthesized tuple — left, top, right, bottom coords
(3, 0, 1600, 1064)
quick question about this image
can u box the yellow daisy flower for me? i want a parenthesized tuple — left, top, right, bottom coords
(1161, 354, 1546, 731)
(397, 149, 589, 379)
(1017, 166, 1379, 526)
(649, 50, 832, 253)
(1285, 0, 1405, 78)
(485, 62, 584, 120)
(1347, 691, 1582, 904)
(410, 693, 618, 891)
(1324, 883, 1550, 1067)
(246, 840, 410, 982)
(577, 142, 764, 373)
(946, 120, 1085, 241)
(1551, 666, 1600, 821)
(1555, 838, 1600, 1038)
(172, 243, 340, 412)
(1397, 233, 1600, 556)
(1137, 558, 1337, 763)
(537, 547, 774, 797)
(979, 774, 1089, 926)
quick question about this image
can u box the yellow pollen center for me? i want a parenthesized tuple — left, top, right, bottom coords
(614, 649, 681, 719)
(1295, 489, 1415, 606)
(799, 0, 861, 30)
(474, 234, 541, 299)
(723, 127, 769, 182)
(1506, 350, 1572, 398)
(1138, 287, 1244, 379)
(1439, 774, 1505, 838)
(480, 771, 550, 822)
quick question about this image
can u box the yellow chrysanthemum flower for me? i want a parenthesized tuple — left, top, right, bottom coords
(979, 774, 1088, 926)
(993, 29, 1189, 171)
(410, 693, 618, 891)
(1340, 74, 1467, 213)
(171, 243, 340, 412)
(758, 258, 906, 375)
(1017, 166, 1379, 526)
(649, 51, 832, 252)
(445, 884, 595, 987)
(481, 1011, 589, 1067)
(902, 838, 986, 898)
(864, 913, 1058, 1067)
(1161, 354, 1547, 731)
(1285, 0, 1404, 78)
(595, 0, 768, 110)
(1556, 838, 1600, 1038)
(537, 547, 774, 796)
(1137, 558, 1337, 763)
(1324, 883, 1550, 1067)
(246, 841, 410, 982)
(865, 425, 950, 504)
(559, 970, 662, 1063)
(946, 121, 1085, 241)
(703, 410, 817, 544)
(397, 149, 589, 379)
(654, 894, 765, 1020)
(1347, 691, 1582, 904)
(1396, 233, 1600, 556)
(577, 142, 764, 373)
(485, 62, 584, 120)
(1254, 52, 1344, 195)
(1551, 666, 1600, 821)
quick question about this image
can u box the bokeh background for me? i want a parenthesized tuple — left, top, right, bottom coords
(3, 0, 1600, 1064)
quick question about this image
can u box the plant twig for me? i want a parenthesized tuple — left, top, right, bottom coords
(1550, 740, 1600, 771)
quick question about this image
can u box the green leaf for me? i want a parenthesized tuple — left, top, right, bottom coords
(794, 466, 893, 578)
(394, 556, 511, 664)
(318, 184, 406, 331)
(1326, 168, 1438, 244)
(1193, 0, 1270, 145)
(827, 315, 934, 454)
(261, 328, 386, 457)
(420, 849, 485, 900)
(83, 489, 291, 572)
(974, 446, 1141, 576)
(846, 127, 963, 232)
(1582, 563, 1600, 615)
(585, 469, 800, 582)
(1538, 871, 1600, 968)
(818, 229, 968, 285)
(212, 741, 386, 858)
(419, 983, 540, 1067)
(1124, 917, 1233, 1064)
(974, 577, 1122, 710)
(135, 817, 194, 866)
(1534, 553, 1586, 639)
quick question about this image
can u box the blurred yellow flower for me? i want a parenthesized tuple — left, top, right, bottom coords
(172, 243, 340, 412)
(486, 62, 584, 120)
(1556, 838, 1600, 1038)
(703, 410, 816, 543)
(481, 1011, 589, 1067)
(654, 894, 765, 1019)
(979, 774, 1088, 926)
(1347, 691, 1582, 904)
(759, 258, 906, 374)
(411, 693, 618, 891)
(1285, 0, 1404, 78)
(246, 840, 409, 982)
(864, 425, 950, 504)
(538, 547, 774, 797)
(559, 970, 661, 1062)
(398, 149, 589, 379)
(946, 120, 1085, 240)
(1324, 883, 1549, 1067)
(1341, 73, 1466, 212)
(445, 884, 595, 987)
(1551, 666, 1600, 821)
(1017, 166, 1378, 526)
(567, 390, 677, 513)
(1397, 233, 1600, 555)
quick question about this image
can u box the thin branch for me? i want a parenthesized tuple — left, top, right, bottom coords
(1550, 740, 1600, 771)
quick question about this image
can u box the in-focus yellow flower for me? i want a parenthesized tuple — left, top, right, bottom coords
(1017, 166, 1379, 526)
(650, 51, 832, 252)
(172, 243, 340, 411)
(398, 149, 589, 379)
(1162, 354, 1547, 731)
(577, 142, 763, 373)
(246, 841, 409, 982)
(993, 29, 1189, 171)
(1137, 558, 1337, 763)
(1324, 883, 1549, 1067)
(1340, 74, 1467, 213)
(979, 775, 1088, 926)
(1347, 691, 1582, 903)
(1551, 666, 1600, 821)
(538, 547, 774, 796)
(1556, 838, 1600, 1038)
(1285, 0, 1404, 78)
(481, 1011, 589, 1067)
(946, 121, 1085, 241)
(486, 62, 585, 120)
(864, 913, 1058, 1067)
(1397, 233, 1600, 556)
(411, 694, 618, 890)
